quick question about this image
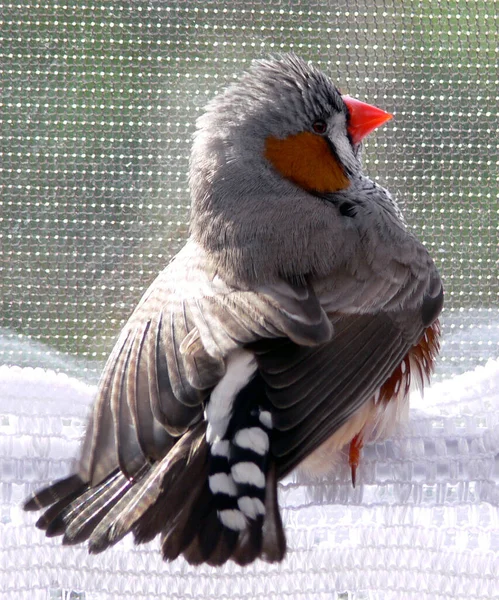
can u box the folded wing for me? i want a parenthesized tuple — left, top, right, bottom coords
(25, 234, 442, 565)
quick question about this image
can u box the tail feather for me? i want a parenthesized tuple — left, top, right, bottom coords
(131, 489, 186, 546)
(161, 481, 212, 562)
(132, 424, 209, 545)
(89, 421, 208, 553)
(261, 462, 286, 562)
(232, 517, 264, 566)
(181, 502, 220, 566)
(162, 458, 285, 566)
(24, 413, 287, 565)
(62, 472, 133, 545)
(179, 494, 241, 566)
(205, 528, 239, 567)
(24, 474, 86, 513)
(196, 508, 227, 561)
(181, 496, 246, 566)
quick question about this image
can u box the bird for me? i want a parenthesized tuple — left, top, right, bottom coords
(24, 54, 443, 567)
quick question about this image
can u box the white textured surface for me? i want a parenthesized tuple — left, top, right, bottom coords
(1, 361, 499, 600)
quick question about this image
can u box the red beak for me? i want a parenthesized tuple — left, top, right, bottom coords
(342, 95, 393, 145)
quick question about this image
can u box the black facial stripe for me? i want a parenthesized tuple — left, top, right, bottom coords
(313, 192, 359, 220)
(339, 201, 357, 218)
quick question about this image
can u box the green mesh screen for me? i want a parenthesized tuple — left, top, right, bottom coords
(0, 2, 497, 374)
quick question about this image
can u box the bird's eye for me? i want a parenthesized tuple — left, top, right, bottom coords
(312, 119, 328, 134)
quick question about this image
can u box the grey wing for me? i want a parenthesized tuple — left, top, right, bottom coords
(255, 246, 443, 478)
(24, 239, 334, 558)
(25, 231, 442, 564)
(76, 240, 334, 488)
(252, 311, 423, 478)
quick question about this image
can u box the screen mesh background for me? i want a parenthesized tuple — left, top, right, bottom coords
(2, 0, 498, 379)
(1, 1, 498, 598)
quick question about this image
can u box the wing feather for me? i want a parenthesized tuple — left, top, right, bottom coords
(126, 321, 158, 459)
(25, 235, 442, 565)
(86, 332, 128, 485)
(62, 472, 133, 545)
(113, 330, 146, 478)
(254, 312, 421, 476)
(134, 320, 174, 461)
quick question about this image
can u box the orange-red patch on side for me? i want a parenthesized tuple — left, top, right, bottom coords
(378, 320, 441, 405)
(347, 320, 441, 484)
(265, 132, 350, 194)
(348, 433, 364, 488)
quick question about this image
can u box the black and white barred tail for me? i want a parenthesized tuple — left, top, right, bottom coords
(208, 375, 273, 533)
(24, 352, 285, 566)
(193, 348, 285, 563)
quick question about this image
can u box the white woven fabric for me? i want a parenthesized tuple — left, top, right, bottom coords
(2, 360, 498, 600)
(1, 0, 498, 596)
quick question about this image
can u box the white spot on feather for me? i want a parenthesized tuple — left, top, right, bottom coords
(234, 427, 269, 455)
(218, 509, 246, 531)
(401, 360, 406, 374)
(238, 496, 266, 518)
(211, 440, 230, 458)
(259, 410, 272, 429)
(231, 462, 266, 488)
(205, 349, 256, 443)
(209, 473, 237, 496)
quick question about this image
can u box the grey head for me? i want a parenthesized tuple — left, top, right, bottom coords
(188, 54, 393, 286)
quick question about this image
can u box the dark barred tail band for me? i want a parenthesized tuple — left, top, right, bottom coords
(207, 372, 273, 532)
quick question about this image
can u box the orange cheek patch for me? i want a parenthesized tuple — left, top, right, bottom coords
(265, 132, 350, 194)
